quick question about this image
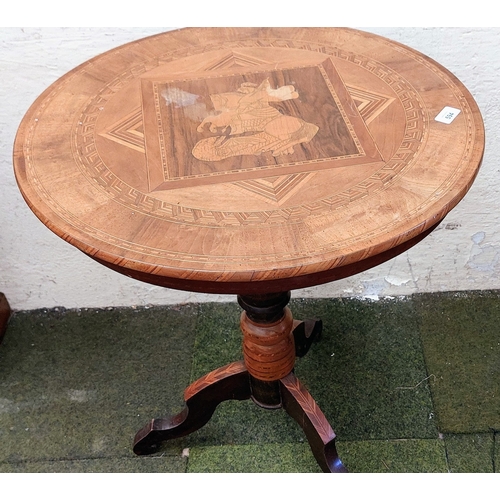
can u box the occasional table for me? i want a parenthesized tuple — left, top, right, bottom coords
(13, 28, 484, 472)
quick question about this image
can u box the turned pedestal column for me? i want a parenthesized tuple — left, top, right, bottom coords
(133, 292, 347, 472)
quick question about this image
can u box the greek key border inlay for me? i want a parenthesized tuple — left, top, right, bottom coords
(71, 38, 429, 227)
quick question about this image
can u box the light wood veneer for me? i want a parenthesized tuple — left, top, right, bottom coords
(13, 28, 484, 295)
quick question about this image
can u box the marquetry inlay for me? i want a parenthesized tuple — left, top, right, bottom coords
(14, 28, 484, 293)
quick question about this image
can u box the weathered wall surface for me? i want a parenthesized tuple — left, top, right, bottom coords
(1, 27, 498, 310)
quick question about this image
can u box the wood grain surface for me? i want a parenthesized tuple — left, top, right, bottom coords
(13, 28, 485, 294)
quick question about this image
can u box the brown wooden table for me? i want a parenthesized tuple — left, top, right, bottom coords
(13, 28, 484, 472)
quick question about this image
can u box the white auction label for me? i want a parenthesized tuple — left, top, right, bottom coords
(435, 106, 461, 124)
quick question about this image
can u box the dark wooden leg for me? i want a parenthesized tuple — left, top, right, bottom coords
(0, 293, 11, 345)
(133, 292, 347, 472)
(280, 372, 347, 473)
(133, 361, 250, 455)
(293, 318, 322, 358)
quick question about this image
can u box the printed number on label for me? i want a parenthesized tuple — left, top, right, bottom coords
(435, 106, 461, 124)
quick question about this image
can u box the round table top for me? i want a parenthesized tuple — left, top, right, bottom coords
(14, 28, 485, 294)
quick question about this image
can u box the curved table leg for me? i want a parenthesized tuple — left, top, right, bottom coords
(280, 372, 347, 473)
(293, 318, 322, 358)
(133, 361, 251, 455)
(133, 294, 346, 472)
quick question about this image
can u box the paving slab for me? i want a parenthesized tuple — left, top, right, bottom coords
(338, 438, 448, 473)
(414, 291, 500, 433)
(292, 298, 438, 441)
(0, 305, 198, 463)
(186, 438, 448, 473)
(0, 456, 186, 473)
(444, 433, 494, 473)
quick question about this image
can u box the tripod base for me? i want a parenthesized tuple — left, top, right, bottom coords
(133, 360, 346, 473)
(133, 292, 347, 472)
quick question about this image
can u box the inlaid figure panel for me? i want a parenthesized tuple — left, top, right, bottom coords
(138, 59, 383, 193)
(193, 78, 319, 161)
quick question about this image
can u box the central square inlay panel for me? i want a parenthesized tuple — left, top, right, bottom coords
(140, 58, 384, 192)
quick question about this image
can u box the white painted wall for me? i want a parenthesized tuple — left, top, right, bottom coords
(1, 27, 499, 310)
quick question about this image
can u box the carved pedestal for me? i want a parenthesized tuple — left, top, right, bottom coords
(133, 292, 347, 473)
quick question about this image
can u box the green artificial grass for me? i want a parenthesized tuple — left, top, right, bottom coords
(291, 297, 438, 441)
(186, 438, 449, 473)
(443, 433, 495, 473)
(0, 456, 186, 473)
(337, 438, 448, 473)
(414, 291, 500, 433)
(0, 305, 198, 463)
(0, 292, 498, 473)
(187, 442, 321, 473)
